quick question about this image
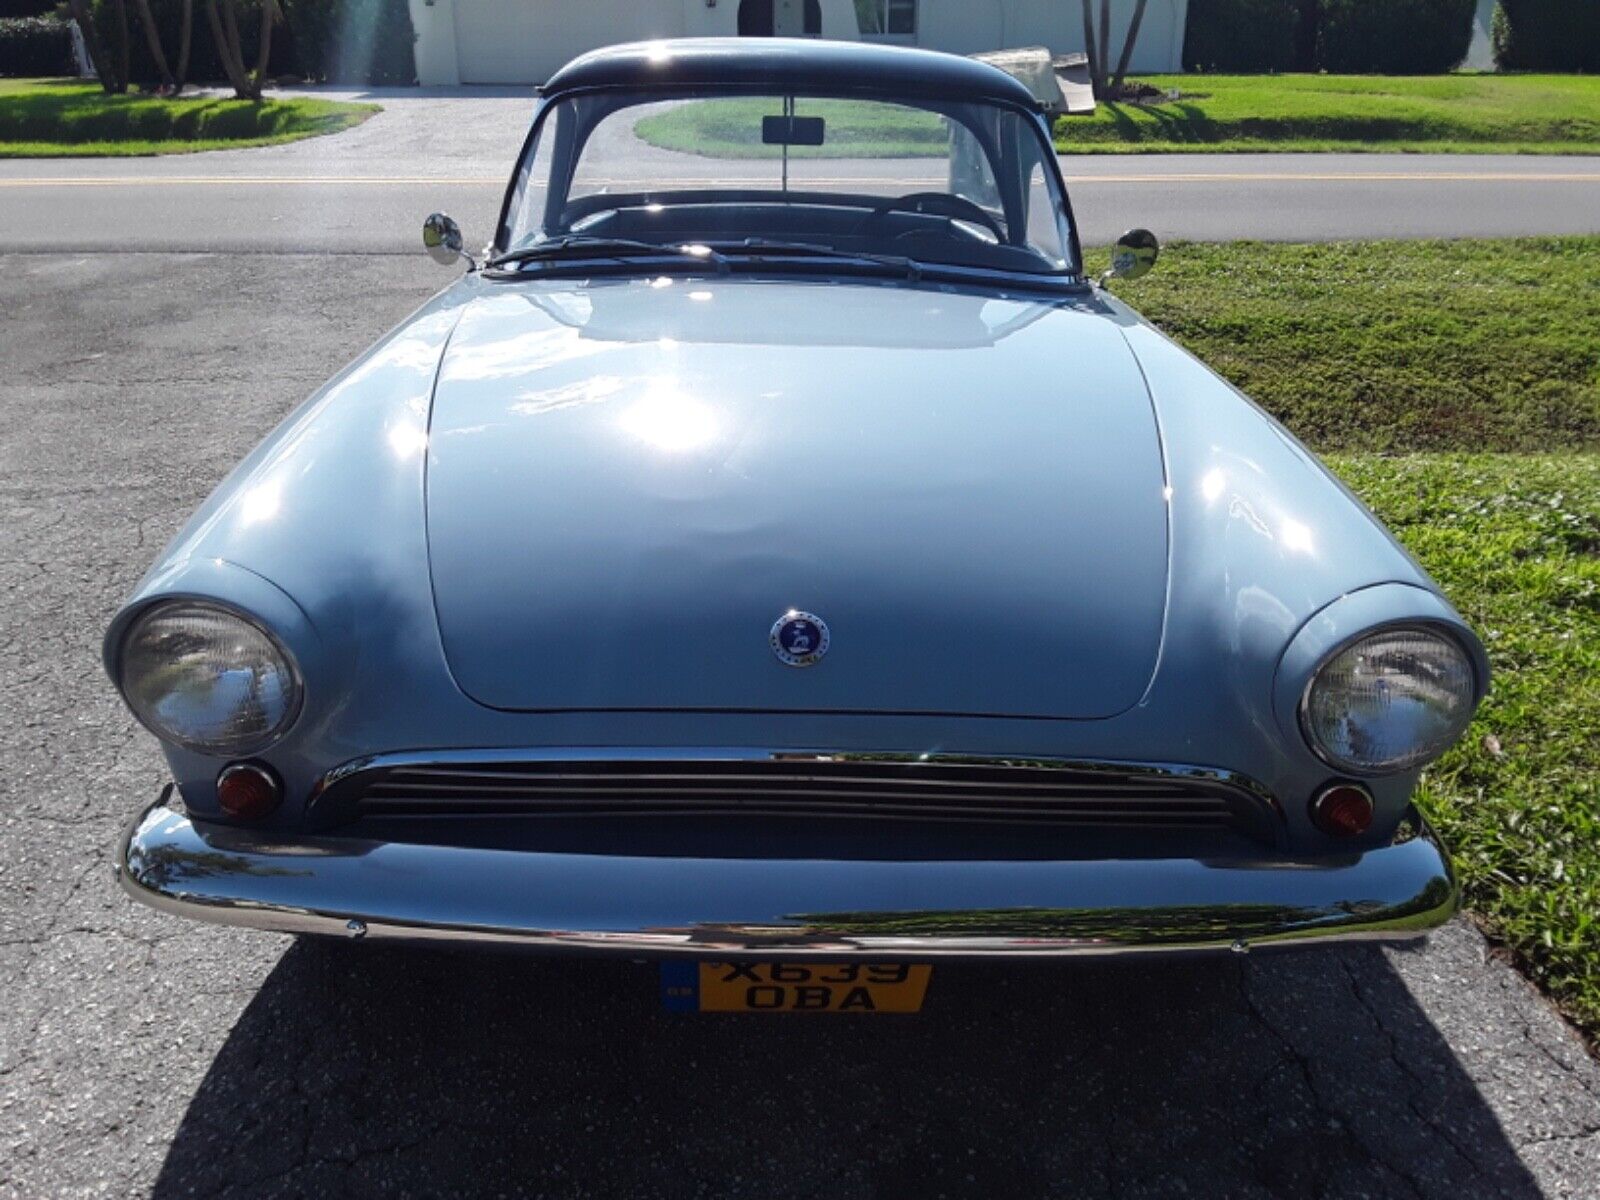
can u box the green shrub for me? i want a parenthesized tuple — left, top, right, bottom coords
(0, 15, 75, 76)
(1186, 0, 1482, 75)
(281, 0, 414, 84)
(1183, 0, 1300, 72)
(0, 0, 59, 18)
(1316, 0, 1476, 73)
(1493, 0, 1600, 72)
(0, 78, 371, 144)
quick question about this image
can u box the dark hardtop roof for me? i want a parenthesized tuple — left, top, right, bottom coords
(542, 37, 1039, 109)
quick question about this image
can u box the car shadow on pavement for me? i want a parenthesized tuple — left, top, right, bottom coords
(152, 939, 1542, 1198)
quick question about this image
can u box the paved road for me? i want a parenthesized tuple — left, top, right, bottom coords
(2, 87, 1598, 250)
(2, 252, 1598, 1197)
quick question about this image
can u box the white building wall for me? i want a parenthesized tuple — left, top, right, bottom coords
(450, 0, 686, 85)
(1461, 0, 1497, 71)
(916, 0, 1189, 72)
(408, 0, 461, 85)
(412, 0, 1187, 88)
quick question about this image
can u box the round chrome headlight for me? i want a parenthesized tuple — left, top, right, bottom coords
(118, 601, 302, 756)
(1301, 627, 1476, 775)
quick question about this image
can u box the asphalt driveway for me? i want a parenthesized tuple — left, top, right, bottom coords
(1, 253, 1596, 1198)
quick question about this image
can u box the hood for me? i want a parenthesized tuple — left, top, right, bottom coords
(426, 277, 1167, 718)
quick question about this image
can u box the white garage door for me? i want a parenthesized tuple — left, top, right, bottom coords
(453, 0, 688, 85)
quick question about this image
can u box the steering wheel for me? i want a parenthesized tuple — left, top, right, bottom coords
(860, 192, 1004, 241)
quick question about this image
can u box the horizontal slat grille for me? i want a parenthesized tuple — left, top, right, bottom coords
(329, 758, 1275, 841)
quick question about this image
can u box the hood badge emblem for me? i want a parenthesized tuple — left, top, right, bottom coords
(770, 610, 829, 668)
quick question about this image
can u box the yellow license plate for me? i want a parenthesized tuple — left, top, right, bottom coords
(661, 962, 932, 1013)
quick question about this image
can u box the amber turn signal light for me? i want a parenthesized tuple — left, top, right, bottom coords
(217, 762, 282, 821)
(1309, 783, 1374, 838)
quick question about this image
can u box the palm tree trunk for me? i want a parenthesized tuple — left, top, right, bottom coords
(220, 0, 246, 73)
(1097, 0, 1112, 95)
(66, 0, 125, 93)
(131, 0, 175, 90)
(1080, 0, 1100, 97)
(176, 0, 193, 88)
(109, 0, 131, 94)
(251, 0, 276, 91)
(1111, 0, 1149, 96)
(205, 0, 257, 98)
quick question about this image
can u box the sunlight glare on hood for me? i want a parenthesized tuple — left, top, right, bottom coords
(387, 423, 429, 460)
(618, 382, 718, 452)
(238, 480, 281, 526)
(1279, 517, 1315, 556)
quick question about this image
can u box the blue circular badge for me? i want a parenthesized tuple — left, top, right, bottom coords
(770, 610, 829, 667)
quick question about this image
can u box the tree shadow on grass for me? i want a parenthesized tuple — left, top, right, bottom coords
(151, 938, 1544, 1197)
(1088, 101, 1466, 148)
(1092, 101, 1223, 146)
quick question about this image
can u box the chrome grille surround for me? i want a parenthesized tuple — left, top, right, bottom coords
(311, 751, 1282, 845)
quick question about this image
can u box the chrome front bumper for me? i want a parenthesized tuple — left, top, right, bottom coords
(116, 790, 1458, 957)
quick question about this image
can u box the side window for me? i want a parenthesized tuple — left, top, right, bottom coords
(1027, 164, 1058, 254)
(1016, 136, 1070, 266)
(946, 120, 1000, 216)
(508, 111, 558, 247)
(855, 0, 915, 37)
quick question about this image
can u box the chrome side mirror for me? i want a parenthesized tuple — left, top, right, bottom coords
(423, 212, 475, 269)
(1100, 228, 1159, 286)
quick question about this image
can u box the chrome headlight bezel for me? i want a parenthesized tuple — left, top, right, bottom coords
(1298, 623, 1477, 777)
(115, 598, 304, 757)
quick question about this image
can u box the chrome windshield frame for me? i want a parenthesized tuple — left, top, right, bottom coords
(493, 83, 1085, 284)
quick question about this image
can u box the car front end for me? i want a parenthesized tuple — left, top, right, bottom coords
(108, 39, 1486, 965)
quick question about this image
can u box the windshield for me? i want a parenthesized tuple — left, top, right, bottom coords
(499, 89, 1079, 280)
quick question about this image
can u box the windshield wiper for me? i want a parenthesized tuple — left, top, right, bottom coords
(487, 236, 729, 273)
(718, 238, 923, 281)
(488, 235, 924, 281)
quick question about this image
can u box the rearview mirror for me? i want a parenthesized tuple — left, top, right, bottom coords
(423, 212, 471, 268)
(1101, 228, 1159, 285)
(762, 115, 825, 146)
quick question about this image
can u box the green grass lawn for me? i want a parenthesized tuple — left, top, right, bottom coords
(635, 76, 1600, 158)
(1062, 73, 1600, 154)
(1119, 238, 1600, 452)
(0, 78, 376, 156)
(1347, 455, 1598, 1041)
(1095, 237, 1599, 1037)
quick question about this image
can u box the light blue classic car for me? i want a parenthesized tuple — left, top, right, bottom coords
(110, 39, 1486, 1007)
